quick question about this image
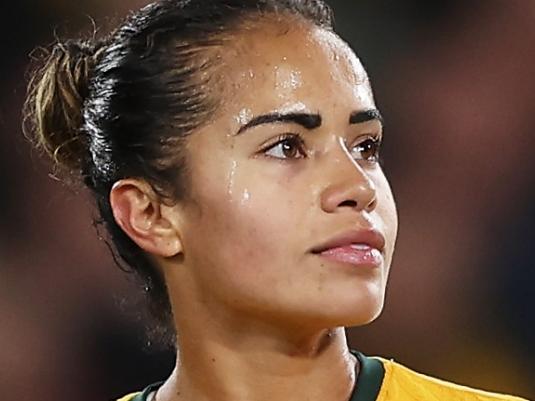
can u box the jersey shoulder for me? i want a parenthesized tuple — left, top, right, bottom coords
(115, 381, 162, 401)
(376, 357, 530, 401)
(115, 393, 140, 401)
(117, 393, 140, 401)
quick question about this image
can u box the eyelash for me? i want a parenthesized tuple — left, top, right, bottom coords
(259, 133, 383, 163)
(260, 134, 307, 160)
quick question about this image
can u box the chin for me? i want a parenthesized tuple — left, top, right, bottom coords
(347, 303, 384, 327)
(320, 289, 386, 328)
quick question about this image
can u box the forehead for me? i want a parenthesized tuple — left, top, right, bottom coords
(218, 22, 374, 121)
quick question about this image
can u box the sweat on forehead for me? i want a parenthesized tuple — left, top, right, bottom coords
(214, 23, 373, 125)
(218, 22, 370, 111)
(227, 20, 360, 68)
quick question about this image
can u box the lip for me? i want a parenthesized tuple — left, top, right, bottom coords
(309, 228, 386, 255)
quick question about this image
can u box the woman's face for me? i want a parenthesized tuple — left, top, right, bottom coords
(170, 22, 398, 332)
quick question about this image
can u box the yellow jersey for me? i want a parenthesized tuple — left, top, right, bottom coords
(116, 350, 529, 401)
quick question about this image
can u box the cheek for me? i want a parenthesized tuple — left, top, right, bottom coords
(185, 158, 305, 284)
(373, 171, 399, 264)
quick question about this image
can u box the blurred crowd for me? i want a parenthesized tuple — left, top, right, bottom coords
(1, 1, 533, 400)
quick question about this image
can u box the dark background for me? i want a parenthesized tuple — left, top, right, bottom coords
(1, 1, 534, 400)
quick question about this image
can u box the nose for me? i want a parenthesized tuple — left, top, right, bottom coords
(320, 145, 377, 214)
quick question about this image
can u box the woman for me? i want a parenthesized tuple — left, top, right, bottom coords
(24, 1, 528, 400)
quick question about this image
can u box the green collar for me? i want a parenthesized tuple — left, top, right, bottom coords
(130, 382, 163, 401)
(349, 349, 385, 401)
(131, 349, 384, 401)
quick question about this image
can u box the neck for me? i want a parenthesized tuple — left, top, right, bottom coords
(156, 325, 357, 401)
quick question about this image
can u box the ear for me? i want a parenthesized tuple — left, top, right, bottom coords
(109, 179, 183, 258)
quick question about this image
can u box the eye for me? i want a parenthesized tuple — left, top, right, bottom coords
(262, 134, 307, 160)
(350, 137, 382, 162)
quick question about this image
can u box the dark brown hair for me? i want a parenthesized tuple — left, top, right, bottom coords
(24, 0, 334, 345)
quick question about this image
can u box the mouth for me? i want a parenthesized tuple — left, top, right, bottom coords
(309, 229, 385, 267)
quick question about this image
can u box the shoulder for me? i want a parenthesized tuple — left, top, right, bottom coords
(375, 356, 530, 401)
(115, 355, 530, 401)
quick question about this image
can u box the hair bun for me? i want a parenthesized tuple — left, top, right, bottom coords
(24, 38, 106, 175)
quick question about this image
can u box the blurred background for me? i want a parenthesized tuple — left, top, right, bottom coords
(1, 0, 534, 400)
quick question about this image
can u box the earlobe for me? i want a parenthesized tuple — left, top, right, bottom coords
(109, 179, 183, 258)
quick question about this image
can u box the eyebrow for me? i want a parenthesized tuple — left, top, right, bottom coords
(349, 109, 384, 125)
(235, 108, 383, 135)
(235, 112, 322, 135)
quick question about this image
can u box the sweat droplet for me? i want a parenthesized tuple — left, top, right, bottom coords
(240, 189, 251, 206)
(236, 108, 253, 126)
(275, 67, 303, 91)
(227, 160, 238, 201)
(275, 101, 308, 114)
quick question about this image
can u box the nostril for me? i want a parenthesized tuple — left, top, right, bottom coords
(339, 200, 357, 208)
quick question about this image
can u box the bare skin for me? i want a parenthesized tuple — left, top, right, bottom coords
(110, 19, 398, 401)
